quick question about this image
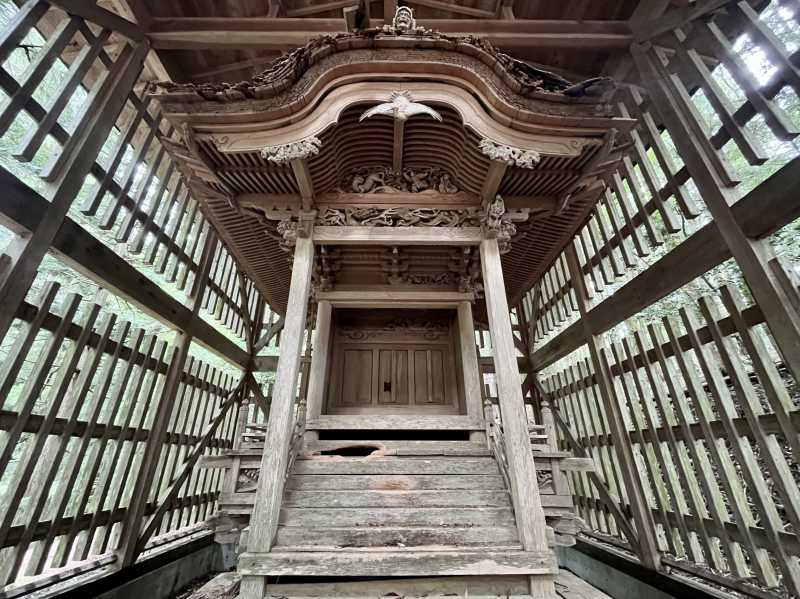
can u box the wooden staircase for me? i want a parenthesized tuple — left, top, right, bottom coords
(237, 439, 556, 597)
(200, 411, 592, 598)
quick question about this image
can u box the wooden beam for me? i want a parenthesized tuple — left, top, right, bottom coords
(392, 119, 404, 172)
(634, 0, 732, 42)
(384, 0, 397, 22)
(632, 43, 800, 385)
(239, 238, 314, 599)
(316, 290, 474, 305)
(532, 154, 800, 371)
(146, 18, 632, 50)
(0, 42, 147, 348)
(115, 230, 219, 567)
(480, 162, 508, 207)
(0, 166, 250, 368)
(564, 243, 662, 570)
(312, 226, 482, 246)
(304, 299, 332, 440)
(108, 0, 171, 81)
(406, 0, 495, 18)
(290, 159, 315, 211)
(457, 301, 485, 442)
(49, 0, 145, 41)
(285, 0, 358, 17)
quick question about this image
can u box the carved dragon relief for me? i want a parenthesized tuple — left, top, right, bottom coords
(316, 207, 480, 228)
(342, 166, 459, 194)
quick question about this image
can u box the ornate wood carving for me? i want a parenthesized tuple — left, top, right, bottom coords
(316, 206, 481, 227)
(359, 91, 442, 123)
(338, 316, 450, 341)
(261, 136, 322, 164)
(481, 195, 516, 254)
(343, 166, 459, 194)
(479, 138, 541, 169)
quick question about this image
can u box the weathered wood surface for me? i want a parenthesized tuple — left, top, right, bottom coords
(262, 574, 534, 599)
(274, 526, 521, 548)
(239, 549, 557, 577)
(239, 238, 313, 599)
(293, 456, 499, 475)
(305, 415, 482, 430)
(481, 238, 552, 560)
(277, 506, 516, 528)
(313, 226, 482, 246)
(221, 493, 573, 513)
(283, 489, 512, 508)
(287, 473, 507, 491)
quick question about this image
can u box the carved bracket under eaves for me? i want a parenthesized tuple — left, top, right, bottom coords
(479, 139, 541, 169)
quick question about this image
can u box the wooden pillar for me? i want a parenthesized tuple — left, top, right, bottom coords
(457, 301, 485, 442)
(564, 242, 661, 570)
(479, 238, 555, 597)
(304, 299, 332, 441)
(240, 237, 314, 599)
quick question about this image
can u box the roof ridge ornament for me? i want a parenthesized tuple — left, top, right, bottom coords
(386, 6, 425, 35)
(359, 91, 442, 123)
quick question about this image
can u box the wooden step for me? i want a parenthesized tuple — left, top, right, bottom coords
(219, 492, 571, 514)
(279, 507, 516, 528)
(239, 549, 557, 577)
(303, 439, 491, 456)
(263, 574, 533, 598)
(305, 415, 482, 431)
(282, 489, 512, 508)
(286, 473, 506, 490)
(293, 456, 500, 475)
(274, 525, 520, 548)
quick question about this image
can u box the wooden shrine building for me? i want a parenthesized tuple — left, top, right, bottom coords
(0, 1, 799, 599)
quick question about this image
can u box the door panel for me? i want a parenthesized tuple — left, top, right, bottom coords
(340, 349, 373, 406)
(414, 349, 447, 405)
(327, 316, 461, 414)
(378, 349, 410, 405)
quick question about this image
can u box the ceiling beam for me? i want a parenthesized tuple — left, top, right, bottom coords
(405, 0, 495, 18)
(286, 0, 360, 18)
(146, 18, 632, 50)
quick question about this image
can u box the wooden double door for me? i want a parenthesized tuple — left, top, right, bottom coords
(326, 311, 461, 414)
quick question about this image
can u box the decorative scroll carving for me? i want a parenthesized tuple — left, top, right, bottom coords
(481, 195, 516, 254)
(339, 316, 449, 341)
(405, 272, 455, 286)
(317, 207, 481, 227)
(157, 21, 614, 107)
(479, 138, 541, 169)
(260, 136, 321, 164)
(360, 91, 442, 123)
(277, 212, 314, 251)
(343, 166, 458, 194)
